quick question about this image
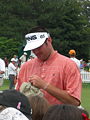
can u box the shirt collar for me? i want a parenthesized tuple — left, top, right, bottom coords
(37, 51, 58, 65)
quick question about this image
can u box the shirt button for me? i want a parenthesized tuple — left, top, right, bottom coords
(41, 75, 44, 78)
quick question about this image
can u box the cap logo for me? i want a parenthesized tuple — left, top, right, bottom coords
(40, 34, 45, 38)
(17, 102, 21, 110)
(25, 32, 50, 42)
(26, 34, 46, 41)
(26, 35, 37, 41)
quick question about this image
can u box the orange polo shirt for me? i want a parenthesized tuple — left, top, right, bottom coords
(16, 51, 82, 104)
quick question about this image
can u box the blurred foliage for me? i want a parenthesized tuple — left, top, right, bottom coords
(0, 0, 90, 61)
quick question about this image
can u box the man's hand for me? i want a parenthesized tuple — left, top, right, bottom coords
(29, 75, 48, 89)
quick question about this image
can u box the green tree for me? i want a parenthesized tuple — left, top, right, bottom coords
(0, 0, 89, 60)
(0, 37, 20, 60)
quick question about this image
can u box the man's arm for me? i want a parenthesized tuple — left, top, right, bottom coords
(29, 75, 80, 106)
(44, 83, 80, 106)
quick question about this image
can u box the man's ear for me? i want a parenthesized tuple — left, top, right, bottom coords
(47, 37, 52, 43)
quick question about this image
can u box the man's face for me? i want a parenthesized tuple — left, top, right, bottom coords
(12, 61, 16, 65)
(32, 39, 51, 61)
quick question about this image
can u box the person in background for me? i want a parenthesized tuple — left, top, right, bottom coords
(4, 57, 9, 68)
(42, 104, 89, 120)
(16, 26, 82, 106)
(28, 95, 51, 120)
(8, 58, 17, 89)
(87, 60, 90, 72)
(31, 50, 37, 58)
(0, 58, 5, 87)
(27, 51, 37, 61)
(28, 55, 35, 61)
(13, 55, 20, 79)
(19, 52, 27, 66)
(69, 49, 80, 69)
(80, 59, 84, 71)
(13, 55, 19, 66)
(30, 55, 34, 60)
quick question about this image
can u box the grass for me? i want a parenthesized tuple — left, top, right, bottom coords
(0, 79, 90, 116)
(0, 79, 9, 90)
(81, 83, 90, 116)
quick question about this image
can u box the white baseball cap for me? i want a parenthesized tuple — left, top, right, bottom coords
(24, 32, 50, 51)
(11, 58, 16, 62)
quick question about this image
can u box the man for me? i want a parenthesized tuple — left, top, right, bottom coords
(8, 58, 17, 89)
(69, 49, 80, 69)
(13, 54, 19, 66)
(19, 52, 27, 66)
(16, 26, 82, 106)
(0, 58, 5, 87)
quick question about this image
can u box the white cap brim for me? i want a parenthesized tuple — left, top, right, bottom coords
(11, 58, 17, 62)
(24, 32, 50, 51)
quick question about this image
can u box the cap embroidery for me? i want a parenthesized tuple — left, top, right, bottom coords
(17, 102, 21, 110)
(26, 35, 37, 41)
(40, 34, 45, 38)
